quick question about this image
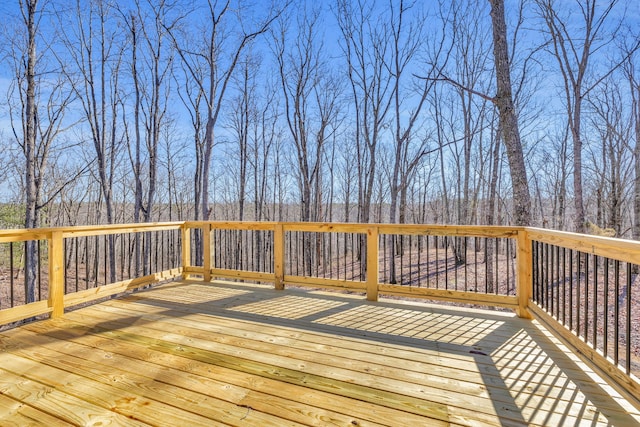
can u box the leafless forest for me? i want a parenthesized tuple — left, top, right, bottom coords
(0, 0, 638, 239)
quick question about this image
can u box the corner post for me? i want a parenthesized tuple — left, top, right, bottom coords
(274, 223, 285, 290)
(202, 223, 212, 282)
(516, 228, 533, 319)
(181, 224, 191, 280)
(48, 231, 65, 318)
(366, 226, 379, 301)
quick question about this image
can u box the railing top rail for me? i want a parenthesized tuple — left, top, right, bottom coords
(0, 221, 185, 242)
(186, 221, 278, 231)
(525, 226, 640, 266)
(185, 221, 524, 236)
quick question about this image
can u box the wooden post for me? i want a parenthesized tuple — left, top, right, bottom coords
(202, 223, 212, 282)
(274, 223, 285, 290)
(516, 229, 533, 319)
(181, 225, 191, 280)
(366, 227, 379, 301)
(48, 231, 65, 318)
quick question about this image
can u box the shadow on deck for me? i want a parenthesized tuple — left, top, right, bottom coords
(0, 280, 638, 426)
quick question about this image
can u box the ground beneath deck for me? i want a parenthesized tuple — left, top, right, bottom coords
(0, 280, 638, 426)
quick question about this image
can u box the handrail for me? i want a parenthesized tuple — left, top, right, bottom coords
(181, 221, 527, 314)
(0, 222, 185, 326)
(524, 226, 640, 403)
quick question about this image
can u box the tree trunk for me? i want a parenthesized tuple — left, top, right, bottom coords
(489, 0, 531, 226)
(23, 0, 39, 304)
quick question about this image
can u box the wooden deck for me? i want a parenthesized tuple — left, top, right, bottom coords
(0, 281, 638, 426)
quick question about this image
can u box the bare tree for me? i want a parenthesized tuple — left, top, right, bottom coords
(488, 0, 531, 226)
(625, 48, 640, 240)
(588, 80, 634, 235)
(56, 0, 127, 282)
(5, 0, 77, 302)
(168, 0, 286, 221)
(274, 7, 341, 223)
(536, 0, 633, 232)
(335, 0, 394, 225)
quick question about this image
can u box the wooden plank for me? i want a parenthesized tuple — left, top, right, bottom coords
(0, 231, 51, 243)
(282, 222, 371, 234)
(74, 290, 636, 420)
(0, 333, 304, 427)
(40, 306, 453, 422)
(67, 306, 600, 426)
(0, 301, 52, 325)
(2, 327, 389, 427)
(525, 227, 640, 266)
(516, 230, 533, 319)
(378, 284, 519, 309)
(78, 300, 625, 422)
(376, 224, 520, 238)
(274, 223, 285, 290)
(65, 299, 622, 426)
(60, 222, 183, 238)
(283, 274, 367, 291)
(2, 278, 639, 426)
(202, 223, 212, 282)
(206, 221, 277, 231)
(366, 226, 379, 301)
(0, 393, 74, 426)
(0, 366, 149, 426)
(183, 265, 205, 274)
(0, 353, 238, 427)
(48, 231, 65, 318)
(94, 291, 633, 407)
(16, 320, 448, 427)
(211, 268, 276, 282)
(181, 225, 191, 280)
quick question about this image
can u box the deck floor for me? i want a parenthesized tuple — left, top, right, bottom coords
(0, 280, 638, 426)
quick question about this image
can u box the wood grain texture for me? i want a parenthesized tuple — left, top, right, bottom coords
(1, 280, 638, 426)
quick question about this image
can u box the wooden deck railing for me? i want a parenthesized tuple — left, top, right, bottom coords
(0, 221, 638, 401)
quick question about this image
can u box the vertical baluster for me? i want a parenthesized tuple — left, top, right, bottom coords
(625, 263, 632, 375)
(37, 240, 42, 300)
(561, 247, 566, 325)
(614, 260, 620, 366)
(444, 237, 449, 290)
(584, 253, 589, 341)
(593, 255, 599, 349)
(104, 235, 108, 286)
(409, 235, 413, 286)
(574, 249, 579, 335)
(426, 235, 430, 287)
(434, 236, 440, 289)
(10, 242, 14, 307)
(464, 237, 468, 293)
(604, 259, 609, 358)
(72, 237, 78, 292)
(505, 239, 510, 296)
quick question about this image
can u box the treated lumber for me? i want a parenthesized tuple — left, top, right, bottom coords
(282, 274, 367, 291)
(0, 300, 52, 325)
(211, 268, 275, 282)
(378, 284, 518, 309)
(0, 366, 149, 426)
(0, 394, 73, 426)
(0, 353, 235, 427)
(525, 227, 640, 266)
(18, 320, 447, 427)
(2, 328, 387, 427)
(74, 300, 628, 425)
